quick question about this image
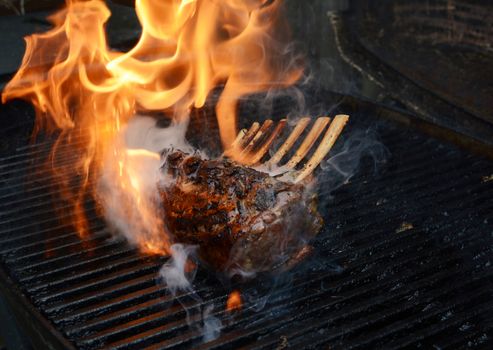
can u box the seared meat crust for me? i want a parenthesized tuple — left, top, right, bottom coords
(159, 150, 323, 275)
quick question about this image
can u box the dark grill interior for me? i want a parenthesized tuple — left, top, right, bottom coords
(340, 1, 493, 146)
(0, 99, 492, 349)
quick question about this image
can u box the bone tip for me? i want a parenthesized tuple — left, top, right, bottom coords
(334, 114, 350, 123)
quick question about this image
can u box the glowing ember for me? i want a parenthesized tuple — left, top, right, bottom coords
(226, 290, 242, 312)
(1, 0, 302, 255)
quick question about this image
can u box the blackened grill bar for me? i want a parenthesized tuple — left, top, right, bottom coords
(0, 102, 492, 349)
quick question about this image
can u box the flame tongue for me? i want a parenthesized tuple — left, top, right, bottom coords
(2, 0, 302, 255)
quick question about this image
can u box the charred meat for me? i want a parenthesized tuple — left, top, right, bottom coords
(159, 150, 323, 276)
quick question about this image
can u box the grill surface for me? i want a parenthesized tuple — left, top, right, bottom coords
(0, 99, 492, 349)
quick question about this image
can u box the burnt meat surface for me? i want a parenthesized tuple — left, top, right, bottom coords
(159, 150, 323, 276)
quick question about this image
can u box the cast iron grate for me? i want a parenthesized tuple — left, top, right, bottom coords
(0, 110, 492, 349)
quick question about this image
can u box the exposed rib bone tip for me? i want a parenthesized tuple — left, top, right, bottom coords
(229, 115, 349, 182)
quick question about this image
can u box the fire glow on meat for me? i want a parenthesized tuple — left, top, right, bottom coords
(2, 0, 303, 258)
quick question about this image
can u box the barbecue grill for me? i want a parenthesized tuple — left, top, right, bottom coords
(1, 1, 492, 349)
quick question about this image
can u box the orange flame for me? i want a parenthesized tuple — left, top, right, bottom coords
(1, 0, 302, 254)
(226, 290, 242, 312)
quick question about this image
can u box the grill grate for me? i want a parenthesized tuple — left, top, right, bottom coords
(0, 111, 492, 349)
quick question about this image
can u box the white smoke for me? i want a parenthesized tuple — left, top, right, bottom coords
(202, 305, 223, 342)
(318, 127, 389, 196)
(159, 244, 222, 342)
(97, 116, 192, 252)
(99, 115, 221, 343)
(124, 116, 193, 153)
(160, 244, 197, 294)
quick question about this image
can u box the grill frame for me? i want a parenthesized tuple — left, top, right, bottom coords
(0, 261, 75, 349)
